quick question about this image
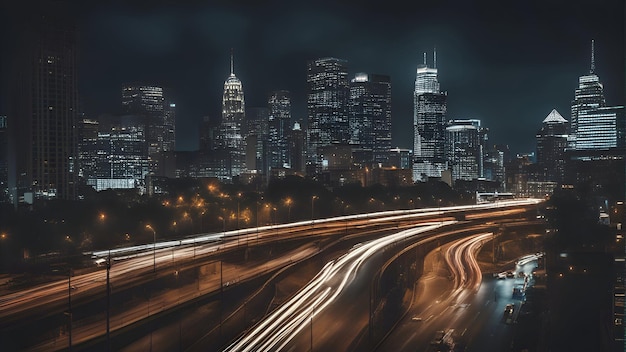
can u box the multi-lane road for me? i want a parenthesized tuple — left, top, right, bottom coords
(0, 199, 543, 351)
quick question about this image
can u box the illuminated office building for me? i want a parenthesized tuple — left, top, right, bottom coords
(268, 90, 291, 169)
(536, 109, 568, 183)
(569, 40, 607, 150)
(163, 102, 176, 152)
(91, 126, 150, 192)
(121, 84, 165, 174)
(445, 119, 485, 182)
(217, 51, 246, 179)
(413, 50, 447, 181)
(306, 57, 350, 169)
(349, 73, 392, 164)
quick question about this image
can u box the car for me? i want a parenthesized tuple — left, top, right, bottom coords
(506, 271, 515, 278)
(504, 303, 514, 315)
(411, 316, 423, 322)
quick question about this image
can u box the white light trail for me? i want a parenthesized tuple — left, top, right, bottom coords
(225, 221, 456, 352)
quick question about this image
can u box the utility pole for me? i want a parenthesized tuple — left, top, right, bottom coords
(106, 251, 111, 351)
(67, 267, 72, 351)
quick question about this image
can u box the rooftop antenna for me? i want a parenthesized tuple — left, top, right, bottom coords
(590, 39, 595, 74)
(230, 48, 234, 76)
(433, 47, 437, 69)
(423, 52, 427, 66)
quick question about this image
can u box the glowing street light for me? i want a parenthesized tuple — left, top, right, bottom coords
(311, 196, 318, 220)
(285, 197, 293, 222)
(145, 224, 156, 273)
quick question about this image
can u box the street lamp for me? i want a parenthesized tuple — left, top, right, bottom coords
(145, 224, 156, 273)
(311, 196, 318, 221)
(237, 192, 242, 230)
(285, 197, 293, 222)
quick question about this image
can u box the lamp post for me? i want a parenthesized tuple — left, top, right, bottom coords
(145, 224, 156, 273)
(285, 198, 293, 222)
(237, 192, 242, 230)
(311, 196, 318, 221)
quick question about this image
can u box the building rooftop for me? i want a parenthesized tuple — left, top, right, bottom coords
(543, 109, 568, 124)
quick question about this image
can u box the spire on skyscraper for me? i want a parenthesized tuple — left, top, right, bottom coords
(590, 39, 595, 74)
(230, 48, 234, 76)
(423, 52, 427, 65)
(434, 47, 437, 69)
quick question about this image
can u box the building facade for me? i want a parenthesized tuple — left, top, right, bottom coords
(268, 90, 291, 170)
(536, 109, 568, 183)
(413, 51, 447, 181)
(7, 7, 78, 202)
(306, 58, 350, 170)
(348, 73, 392, 164)
(445, 119, 485, 182)
(217, 52, 246, 179)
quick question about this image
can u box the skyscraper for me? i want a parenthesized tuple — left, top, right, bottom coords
(536, 109, 568, 183)
(288, 121, 306, 174)
(569, 40, 606, 150)
(7, 5, 78, 202)
(306, 58, 350, 170)
(565, 40, 624, 200)
(445, 119, 485, 182)
(349, 73, 392, 164)
(413, 51, 447, 181)
(218, 50, 246, 179)
(245, 107, 270, 175)
(121, 84, 165, 174)
(268, 90, 291, 169)
(163, 102, 176, 152)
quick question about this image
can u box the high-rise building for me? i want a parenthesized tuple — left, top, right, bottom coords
(163, 102, 176, 152)
(445, 119, 485, 182)
(569, 40, 607, 150)
(77, 117, 99, 189)
(288, 121, 306, 174)
(306, 58, 350, 170)
(268, 90, 291, 169)
(7, 5, 78, 202)
(483, 144, 507, 191)
(121, 84, 165, 172)
(349, 73, 392, 164)
(91, 126, 150, 192)
(536, 109, 568, 183)
(246, 107, 270, 175)
(565, 40, 624, 201)
(217, 51, 246, 179)
(413, 51, 447, 182)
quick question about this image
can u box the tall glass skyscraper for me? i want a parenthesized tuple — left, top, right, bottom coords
(349, 73, 392, 164)
(121, 85, 165, 174)
(413, 51, 447, 181)
(268, 90, 291, 169)
(445, 119, 485, 182)
(8, 6, 78, 202)
(218, 51, 246, 179)
(306, 58, 349, 170)
(569, 40, 606, 150)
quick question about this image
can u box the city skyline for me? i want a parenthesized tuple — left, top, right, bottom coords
(2, 1, 621, 157)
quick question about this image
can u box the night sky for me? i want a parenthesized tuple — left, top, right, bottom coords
(3, 1, 624, 155)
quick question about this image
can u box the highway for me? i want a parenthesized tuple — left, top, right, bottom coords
(377, 223, 541, 352)
(224, 222, 456, 352)
(0, 199, 542, 350)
